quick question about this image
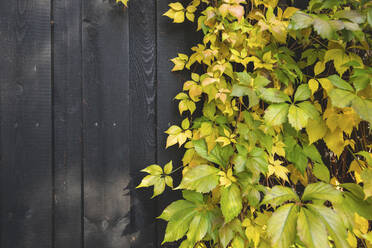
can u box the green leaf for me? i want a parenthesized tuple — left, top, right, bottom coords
(357, 151, 372, 166)
(328, 89, 356, 108)
(221, 184, 243, 223)
(231, 85, 252, 97)
(294, 84, 311, 102)
(368, 8, 372, 26)
(264, 103, 290, 126)
(351, 97, 372, 124)
(158, 200, 195, 221)
(254, 75, 271, 87)
(267, 203, 299, 248)
(328, 75, 354, 92)
(334, 10, 365, 24)
(176, 164, 220, 193)
(259, 88, 291, 103)
(313, 17, 336, 40)
(303, 144, 323, 164)
(288, 104, 309, 131)
(297, 207, 330, 248)
(231, 235, 245, 248)
(302, 182, 341, 203)
(235, 71, 252, 85)
(182, 190, 204, 204)
(313, 163, 330, 183)
(297, 101, 320, 120)
(219, 223, 234, 248)
(187, 214, 209, 242)
(361, 168, 372, 199)
(307, 204, 350, 248)
(231, 84, 259, 108)
(261, 186, 299, 206)
(163, 207, 198, 243)
(289, 11, 314, 29)
(340, 185, 372, 220)
(246, 147, 268, 174)
(193, 139, 233, 168)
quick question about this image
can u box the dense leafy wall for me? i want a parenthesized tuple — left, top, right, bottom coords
(127, 0, 372, 247)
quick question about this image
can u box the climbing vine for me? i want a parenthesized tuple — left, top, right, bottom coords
(120, 0, 372, 247)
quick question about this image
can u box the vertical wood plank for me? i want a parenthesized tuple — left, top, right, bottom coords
(82, 1, 130, 247)
(53, 0, 83, 247)
(128, 0, 158, 247)
(0, 0, 53, 247)
(156, 0, 200, 247)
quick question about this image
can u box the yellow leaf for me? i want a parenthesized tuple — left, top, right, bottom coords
(179, 100, 188, 114)
(354, 213, 369, 235)
(314, 61, 325, 75)
(181, 118, 190, 130)
(163, 9, 176, 19)
(165, 125, 182, 135)
(186, 12, 195, 22)
(169, 2, 184, 11)
(268, 164, 289, 182)
(189, 85, 202, 101)
(324, 49, 350, 76)
(116, 0, 128, 6)
(323, 128, 345, 157)
(245, 221, 261, 247)
(288, 164, 308, 186)
(165, 176, 173, 188)
(216, 137, 231, 147)
(283, 7, 299, 19)
(306, 118, 327, 144)
(174, 11, 185, 23)
(164, 161, 173, 174)
(347, 232, 357, 248)
(272, 141, 286, 157)
(308, 79, 319, 95)
(166, 135, 178, 148)
(229, 5, 245, 21)
(348, 159, 364, 184)
(177, 132, 187, 147)
(318, 78, 333, 93)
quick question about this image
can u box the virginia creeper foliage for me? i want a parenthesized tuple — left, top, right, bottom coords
(124, 0, 372, 247)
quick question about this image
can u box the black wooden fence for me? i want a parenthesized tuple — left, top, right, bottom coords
(0, 0, 308, 247)
(0, 0, 197, 247)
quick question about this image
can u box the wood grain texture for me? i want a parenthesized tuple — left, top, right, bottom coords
(0, 0, 53, 247)
(53, 0, 83, 247)
(82, 0, 130, 247)
(156, 0, 201, 247)
(128, 0, 158, 247)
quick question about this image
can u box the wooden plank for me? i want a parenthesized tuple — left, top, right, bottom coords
(82, 1, 130, 247)
(128, 0, 158, 247)
(0, 0, 53, 247)
(53, 0, 83, 247)
(156, 0, 200, 246)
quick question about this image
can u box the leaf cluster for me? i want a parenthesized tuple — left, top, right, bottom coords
(134, 0, 372, 247)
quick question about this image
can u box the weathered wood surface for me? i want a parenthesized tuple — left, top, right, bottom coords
(53, 0, 83, 246)
(0, 0, 53, 247)
(0, 0, 308, 247)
